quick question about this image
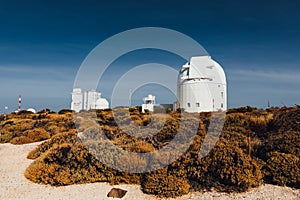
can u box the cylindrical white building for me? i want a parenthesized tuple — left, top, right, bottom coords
(177, 56, 227, 113)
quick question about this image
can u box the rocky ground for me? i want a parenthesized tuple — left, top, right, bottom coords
(0, 142, 299, 200)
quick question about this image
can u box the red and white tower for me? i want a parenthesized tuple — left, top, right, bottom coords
(18, 95, 22, 111)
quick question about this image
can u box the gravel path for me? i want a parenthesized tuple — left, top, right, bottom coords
(0, 142, 299, 200)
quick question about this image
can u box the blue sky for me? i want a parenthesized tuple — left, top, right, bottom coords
(0, 0, 299, 112)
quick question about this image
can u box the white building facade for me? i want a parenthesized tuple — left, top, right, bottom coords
(142, 94, 155, 113)
(71, 88, 83, 112)
(83, 90, 101, 110)
(71, 89, 109, 112)
(177, 56, 227, 113)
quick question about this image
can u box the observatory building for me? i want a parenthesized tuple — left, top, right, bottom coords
(142, 94, 156, 113)
(71, 88, 83, 112)
(71, 88, 109, 112)
(177, 56, 227, 113)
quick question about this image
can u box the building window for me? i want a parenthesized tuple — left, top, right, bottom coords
(196, 102, 200, 107)
(180, 68, 189, 76)
(187, 103, 191, 107)
(221, 103, 224, 108)
(221, 92, 224, 99)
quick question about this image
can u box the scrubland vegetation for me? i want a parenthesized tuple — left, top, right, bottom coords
(0, 106, 299, 198)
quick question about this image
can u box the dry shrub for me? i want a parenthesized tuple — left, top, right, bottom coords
(10, 136, 34, 144)
(8, 128, 50, 144)
(208, 141, 263, 191)
(44, 123, 62, 136)
(0, 113, 75, 144)
(25, 142, 109, 185)
(23, 106, 300, 197)
(249, 113, 273, 135)
(17, 110, 35, 115)
(141, 168, 190, 198)
(262, 131, 300, 158)
(58, 109, 73, 114)
(224, 113, 247, 127)
(6, 119, 35, 137)
(27, 130, 78, 159)
(188, 139, 263, 192)
(128, 140, 156, 153)
(114, 138, 156, 153)
(75, 116, 98, 132)
(26, 128, 51, 141)
(96, 109, 115, 126)
(25, 140, 141, 186)
(264, 151, 300, 188)
(226, 106, 257, 114)
(0, 131, 13, 143)
(270, 106, 300, 132)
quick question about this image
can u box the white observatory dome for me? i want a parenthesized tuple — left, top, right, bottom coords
(177, 56, 227, 113)
(95, 98, 109, 109)
(27, 108, 36, 113)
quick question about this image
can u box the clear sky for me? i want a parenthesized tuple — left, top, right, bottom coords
(0, 0, 299, 112)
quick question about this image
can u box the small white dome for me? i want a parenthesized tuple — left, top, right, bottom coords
(95, 98, 109, 109)
(27, 108, 36, 113)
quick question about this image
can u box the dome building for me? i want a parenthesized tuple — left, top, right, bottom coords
(177, 56, 227, 113)
(27, 108, 36, 113)
(71, 89, 109, 112)
(95, 97, 109, 110)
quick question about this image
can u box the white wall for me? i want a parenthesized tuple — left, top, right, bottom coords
(86, 91, 101, 110)
(142, 104, 154, 112)
(71, 88, 83, 112)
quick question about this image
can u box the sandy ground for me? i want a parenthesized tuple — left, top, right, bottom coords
(0, 142, 299, 200)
